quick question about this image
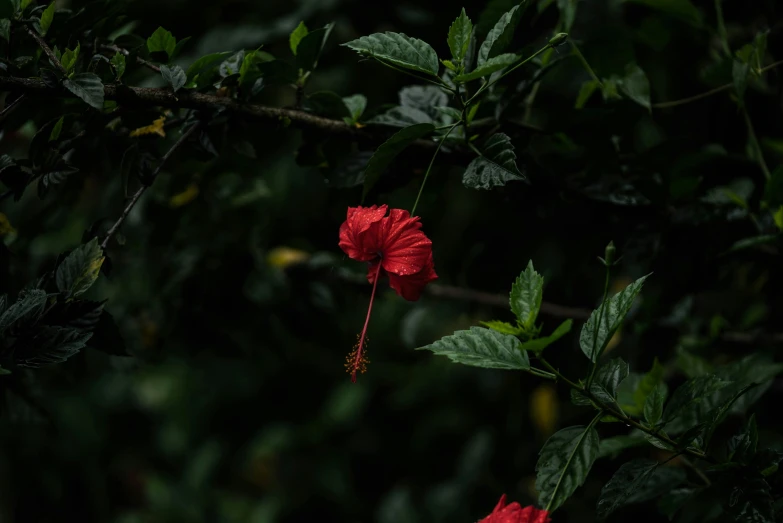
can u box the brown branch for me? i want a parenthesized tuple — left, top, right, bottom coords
(0, 75, 434, 148)
(99, 44, 161, 73)
(24, 26, 66, 75)
(100, 122, 201, 250)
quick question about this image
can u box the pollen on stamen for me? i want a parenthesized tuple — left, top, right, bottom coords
(345, 334, 370, 381)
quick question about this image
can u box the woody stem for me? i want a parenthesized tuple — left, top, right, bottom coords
(352, 261, 384, 383)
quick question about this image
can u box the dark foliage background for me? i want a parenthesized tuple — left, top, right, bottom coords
(0, 0, 782, 521)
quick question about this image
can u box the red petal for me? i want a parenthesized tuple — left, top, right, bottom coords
(377, 209, 431, 276)
(479, 496, 551, 523)
(387, 254, 437, 301)
(338, 205, 388, 261)
(518, 506, 551, 523)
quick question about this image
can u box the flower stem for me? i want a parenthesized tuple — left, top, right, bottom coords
(349, 262, 384, 383)
(410, 123, 460, 216)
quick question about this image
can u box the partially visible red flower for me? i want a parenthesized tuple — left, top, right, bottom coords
(479, 494, 551, 523)
(338, 204, 438, 381)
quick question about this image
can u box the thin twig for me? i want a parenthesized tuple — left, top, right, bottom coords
(99, 44, 161, 73)
(100, 122, 201, 250)
(25, 26, 66, 75)
(680, 455, 712, 487)
(653, 59, 783, 109)
(742, 107, 772, 180)
(0, 93, 26, 123)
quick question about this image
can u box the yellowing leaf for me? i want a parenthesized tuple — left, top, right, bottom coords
(169, 183, 199, 208)
(129, 116, 166, 138)
(267, 247, 309, 268)
(530, 383, 559, 438)
(774, 206, 783, 231)
(0, 213, 16, 236)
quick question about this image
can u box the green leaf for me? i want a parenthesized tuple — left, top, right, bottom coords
(147, 26, 176, 59)
(56, 238, 105, 299)
(160, 64, 186, 92)
(399, 85, 449, 121)
(510, 261, 543, 329)
(463, 133, 526, 189)
(703, 384, 757, 446)
(454, 52, 517, 82)
(343, 32, 439, 76)
(238, 49, 265, 87)
(728, 414, 758, 463)
(676, 346, 713, 378)
(723, 234, 779, 255)
(623, 0, 702, 27)
(38, 166, 79, 198)
(0, 365, 9, 375)
(0, 289, 47, 334)
(519, 319, 572, 353)
(447, 8, 473, 62)
(597, 460, 657, 520)
(342, 94, 367, 124)
(732, 59, 750, 104)
(536, 425, 600, 512)
(368, 106, 432, 127)
(171, 37, 191, 60)
(632, 358, 665, 413)
(362, 123, 434, 199)
(416, 326, 530, 370)
(289, 21, 309, 55)
(477, 4, 521, 66)
(15, 326, 92, 368)
(575, 79, 599, 109)
(598, 434, 646, 459)
(590, 358, 629, 405)
(186, 51, 233, 81)
(662, 374, 731, 424)
(724, 474, 774, 522)
(61, 42, 80, 73)
(644, 383, 667, 426)
(110, 52, 126, 80)
(296, 23, 333, 72)
(39, 2, 55, 35)
(597, 459, 686, 520)
(580, 275, 649, 362)
(480, 320, 523, 336)
(619, 64, 651, 111)
(49, 116, 64, 141)
(63, 73, 104, 110)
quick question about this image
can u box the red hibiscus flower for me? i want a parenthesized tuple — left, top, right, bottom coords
(479, 494, 551, 523)
(338, 204, 437, 382)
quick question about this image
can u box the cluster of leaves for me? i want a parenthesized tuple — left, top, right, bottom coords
(0, 0, 780, 521)
(0, 238, 123, 374)
(419, 249, 783, 520)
